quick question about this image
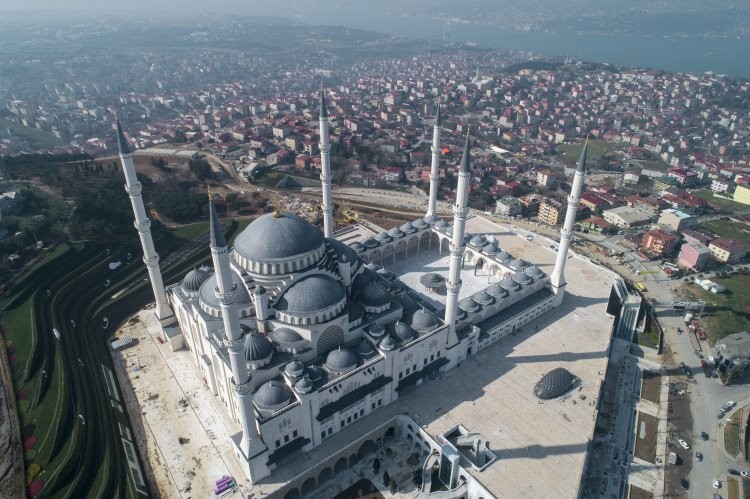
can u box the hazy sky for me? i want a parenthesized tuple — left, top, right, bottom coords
(0, 0, 307, 13)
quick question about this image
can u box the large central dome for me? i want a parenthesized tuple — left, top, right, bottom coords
(232, 212, 326, 274)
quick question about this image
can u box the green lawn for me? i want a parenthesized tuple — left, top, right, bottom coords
(252, 170, 285, 187)
(699, 219, 750, 247)
(679, 272, 750, 344)
(724, 411, 742, 458)
(0, 118, 64, 147)
(170, 221, 208, 241)
(634, 159, 671, 172)
(558, 140, 616, 164)
(693, 190, 749, 212)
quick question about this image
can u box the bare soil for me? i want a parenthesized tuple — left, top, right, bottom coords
(634, 411, 658, 462)
(641, 371, 661, 404)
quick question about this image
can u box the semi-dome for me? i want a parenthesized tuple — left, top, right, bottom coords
(394, 320, 415, 342)
(362, 237, 379, 249)
(434, 220, 449, 230)
(272, 327, 303, 344)
(325, 347, 358, 373)
(509, 258, 529, 270)
(294, 376, 314, 394)
(525, 266, 545, 279)
(357, 338, 375, 356)
(368, 322, 386, 338)
(307, 365, 324, 382)
(375, 232, 392, 243)
(276, 275, 345, 315)
(459, 298, 481, 313)
(245, 333, 274, 361)
(499, 277, 520, 292)
(471, 291, 494, 306)
(350, 241, 365, 252)
(284, 360, 305, 378)
(359, 282, 390, 308)
(330, 238, 359, 266)
(387, 227, 405, 238)
(486, 283, 508, 298)
(255, 381, 292, 409)
(399, 222, 417, 234)
(496, 251, 513, 262)
(534, 368, 578, 400)
(379, 335, 396, 351)
(412, 219, 429, 230)
(234, 212, 324, 263)
(411, 308, 438, 332)
(470, 235, 488, 247)
(481, 244, 498, 255)
(182, 267, 211, 292)
(512, 271, 532, 285)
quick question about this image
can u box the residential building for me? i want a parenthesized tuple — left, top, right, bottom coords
(536, 169, 558, 188)
(678, 242, 710, 271)
(657, 209, 696, 232)
(603, 206, 651, 229)
(538, 198, 563, 225)
(734, 185, 750, 206)
(641, 229, 679, 258)
(495, 196, 521, 217)
(708, 237, 748, 263)
(715, 332, 750, 383)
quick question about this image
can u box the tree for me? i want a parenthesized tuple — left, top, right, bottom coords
(372, 458, 380, 475)
(382, 471, 390, 485)
(388, 480, 397, 494)
(188, 157, 212, 181)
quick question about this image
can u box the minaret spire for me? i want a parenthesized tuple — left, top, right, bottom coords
(208, 198, 269, 482)
(426, 102, 442, 221)
(318, 85, 334, 238)
(444, 130, 471, 342)
(549, 139, 588, 305)
(116, 117, 174, 325)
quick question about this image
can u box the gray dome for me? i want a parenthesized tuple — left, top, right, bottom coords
(482, 244, 498, 255)
(357, 338, 375, 356)
(456, 309, 467, 320)
(294, 376, 314, 394)
(234, 212, 324, 263)
(534, 368, 578, 400)
(496, 251, 513, 262)
(359, 282, 390, 308)
(182, 268, 211, 292)
(512, 271, 532, 285)
(255, 381, 292, 409)
(412, 218, 429, 230)
(387, 227, 405, 238)
(199, 274, 251, 309)
(272, 327, 303, 343)
(459, 298, 481, 313)
(325, 347, 358, 373)
(499, 277, 520, 292)
(509, 258, 529, 270)
(525, 266, 545, 279)
(471, 291, 494, 306)
(380, 335, 396, 351)
(394, 320, 415, 342)
(276, 276, 345, 315)
(375, 232, 392, 243)
(376, 268, 397, 281)
(399, 222, 417, 234)
(411, 308, 438, 332)
(284, 360, 305, 378)
(307, 365, 324, 382)
(434, 220, 449, 229)
(330, 238, 359, 266)
(362, 237, 379, 249)
(350, 241, 365, 252)
(245, 333, 274, 361)
(368, 322, 386, 338)
(470, 235, 488, 247)
(486, 284, 508, 298)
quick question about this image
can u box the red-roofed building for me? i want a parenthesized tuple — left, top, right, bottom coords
(641, 229, 679, 258)
(708, 237, 748, 263)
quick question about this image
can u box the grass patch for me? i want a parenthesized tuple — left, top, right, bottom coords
(699, 219, 750, 247)
(558, 140, 616, 165)
(633, 159, 670, 172)
(638, 315, 661, 349)
(0, 118, 64, 147)
(678, 273, 750, 344)
(692, 190, 748, 212)
(252, 169, 285, 187)
(724, 411, 742, 458)
(170, 221, 208, 241)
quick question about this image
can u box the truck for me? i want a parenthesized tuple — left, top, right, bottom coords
(684, 313, 693, 324)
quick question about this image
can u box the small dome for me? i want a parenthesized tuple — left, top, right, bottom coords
(359, 282, 390, 308)
(456, 309, 467, 320)
(255, 381, 292, 409)
(459, 298, 481, 313)
(486, 284, 508, 298)
(534, 368, 579, 400)
(330, 239, 359, 266)
(375, 232, 392, 242)
(471, 291, 494, 306)
(245, 333, 273, 361)
(272, 327, 304, 344)
(399, 222, 417, 234)
(276, 275, 345, 315)
(470, 235, 488, 247)
(509, 258, 529, 270)
(387, 227, 405, 238)
(525, 266, 545, 279)
(350, 241, 365, 252)
(482, 245, 498, 255)
(325, 347, 358, 373)
(362, 237, 380, 249)
(307, 365, 324, 382)
(294, 376, 314, 394)
(394, 320, 415, 342)
(499, 277, 520, 292)
(496, 251, 513, 262)
(423, 214, 439, 224)
(434, 220, 449, 229)
(376, 268, 397, 281)
(284, 360, 305, 378)
(412, 219, 429, 230)
(512, 271, 532, 285)
(368, 322, 386, 338)
(182, 268, 211, 292)
(357, 338, 375, 356)
(380, 335, 396, 351)
(411, 308, 438, 332)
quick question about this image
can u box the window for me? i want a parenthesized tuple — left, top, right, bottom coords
(360, 409, 364, 417)
(341, 421, 345, 428)
(347, 415, 352, 423)
(353, 412, 358, 420)
(275, 439, 281, 448)
(372, 402, 376, 410)
(430, 354, 434, 361)
(284, 434, 290, 443)
(321, 431, 326, 440)
(406, 368, 410, 375)
(424, 358, 427, 366)
(293, 430, 298, 438)
(328, 428, 333, 435)
(378, 399, 382, 407)
(399, 371, 403, 379)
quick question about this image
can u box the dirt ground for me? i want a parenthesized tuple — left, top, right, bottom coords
(634, 411, 658, 462)
(0, 335, 24, 499)
(641, 371, 661, 404)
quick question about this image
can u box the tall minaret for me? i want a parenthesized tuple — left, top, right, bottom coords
(116, 119, 174, 325)
(444, 131, 471, 340)
(549, 140, 588, 305)
(318, 86, 334, 238)
(208, 200, 269, 482)
(425, 103, 442, 221)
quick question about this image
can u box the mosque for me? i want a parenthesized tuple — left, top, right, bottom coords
(116, 91, 592, 497)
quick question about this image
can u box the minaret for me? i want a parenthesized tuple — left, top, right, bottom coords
(318, 86, 334, 238)
(208, 200, 269, 482)
(116, 119, 174, 325)
(426, 103, 442, 221)
(444, 131, 471, 340)
(549, 140, 588, 305)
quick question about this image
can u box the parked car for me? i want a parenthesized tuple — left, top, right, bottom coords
(701, 432, 709, 441)
(680, 478, 689, 490)
(696, 452, 703, 461)
(713, 479, 721, 489)
(742, 471, 749, 478)
(679, 439, 690, 450)
(728, 469, 740, 475)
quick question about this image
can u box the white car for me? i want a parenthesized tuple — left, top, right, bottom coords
(741, 471, 749, 478)
(726, 400, 736, 409)
(678, 439, 690, 450)
(713, 479, 721, 489)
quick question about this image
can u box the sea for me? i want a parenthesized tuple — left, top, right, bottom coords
(298, 11, 750, 79)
